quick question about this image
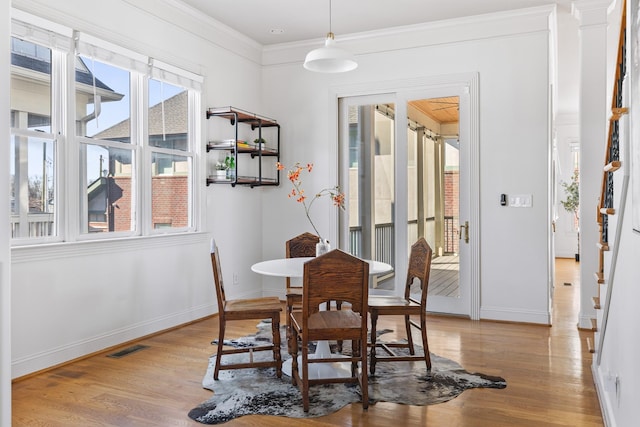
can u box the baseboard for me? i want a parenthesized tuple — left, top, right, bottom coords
(592, 362, 616, 427)
(11, 303, 216, 379)
(555, 253, 580, 260)
(262, 285, 286, 300)
(480, 306, 551, 325)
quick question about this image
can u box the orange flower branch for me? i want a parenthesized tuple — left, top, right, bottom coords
(276, 162, 345, 243)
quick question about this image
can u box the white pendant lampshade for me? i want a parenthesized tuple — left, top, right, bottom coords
(303, 0, 357, 73)
(304, 32, 357, 73)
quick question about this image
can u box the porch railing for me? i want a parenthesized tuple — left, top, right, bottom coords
(443, 216, 457, 254)
(350, 216, 457, 265)
(10, 213, 54, 238)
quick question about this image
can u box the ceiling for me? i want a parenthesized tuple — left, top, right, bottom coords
(178, 0, 572, 46)
(176, 0, 574, 126)
(411, 97, 460, 125)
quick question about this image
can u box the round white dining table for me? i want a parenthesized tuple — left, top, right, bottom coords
(251, 256, 393, 379)
(251, 256, 393, 278)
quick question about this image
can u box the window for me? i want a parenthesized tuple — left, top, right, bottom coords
(148, 79, 192, 231)
(10, 37, 56, 239)
(10, 16, 201, 244)
(77, 58, 134, 234)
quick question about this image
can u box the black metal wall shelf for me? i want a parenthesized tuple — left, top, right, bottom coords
(206, 106, 280, 188)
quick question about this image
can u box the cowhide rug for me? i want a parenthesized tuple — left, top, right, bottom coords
(188, 321, 506, 425)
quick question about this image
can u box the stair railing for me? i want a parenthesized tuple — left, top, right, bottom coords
(595, 0, 627, 363)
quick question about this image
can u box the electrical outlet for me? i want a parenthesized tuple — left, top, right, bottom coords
(233, 273, 239, 284)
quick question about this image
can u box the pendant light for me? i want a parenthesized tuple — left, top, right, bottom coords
(303, 0, 357, 73)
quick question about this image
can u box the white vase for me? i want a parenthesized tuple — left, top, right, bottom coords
(316, 240, 330, 257)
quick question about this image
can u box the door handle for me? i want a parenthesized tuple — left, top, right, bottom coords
(459, 221, 469, 244)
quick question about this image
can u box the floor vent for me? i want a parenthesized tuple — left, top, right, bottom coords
(107, 344, 149, 359)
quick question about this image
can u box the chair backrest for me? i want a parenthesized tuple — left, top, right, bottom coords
(286, 232, 319, 258)
(210, 240, 227, 314)
(285, 232, 319, 289)
(404, 237, 433, 307)
(302, 249, 369, 316)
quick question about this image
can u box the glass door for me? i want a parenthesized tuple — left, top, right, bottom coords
(404, 93, 470, 316)
(339, 87, 475, 317)
(406, 96, 466, 312)
(339, 95, 397, 292)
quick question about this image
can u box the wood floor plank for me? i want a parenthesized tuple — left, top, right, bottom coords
(12, 258, 602, 426)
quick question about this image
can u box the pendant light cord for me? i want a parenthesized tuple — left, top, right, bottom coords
(329, 0, 332, 34)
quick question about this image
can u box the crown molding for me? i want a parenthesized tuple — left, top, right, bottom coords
(11, 0, 262, 72)
(571, 0, 614, 26)
(263, 5, 556, 67)
(152, 0, 262, 60)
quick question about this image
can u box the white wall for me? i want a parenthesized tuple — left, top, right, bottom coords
(1, 1, 12, 424)
(556, 5, 581, 116)
(9, 0, 269, 378)
(260, 7, 555, 324)
(11, 235, 213, 376)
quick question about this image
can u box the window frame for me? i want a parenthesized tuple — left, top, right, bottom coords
(9, 32, 66, 245)
(10, 13, 201, 246)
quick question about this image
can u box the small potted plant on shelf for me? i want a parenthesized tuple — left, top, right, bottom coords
(254, 138, 266, 150)
(224, 155, 235, 179)
(214, 162, 227, 179)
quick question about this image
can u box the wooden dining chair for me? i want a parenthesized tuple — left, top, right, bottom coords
(210, 240, 282, 380)
(289, 249, 370, 412)
(285, 232, 343, 351)
(368, 237, 433, 375)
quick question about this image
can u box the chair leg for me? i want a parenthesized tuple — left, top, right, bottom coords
(301, 341, 310, 412)
(286, 298, 293, 354)
(369, 311, 378, 375)
(290, 324, 299, 386)
(359, 337, 369, 410)
(213, 318, 226, 380)
(405, 314, 415, 355)
(336, 301, 343, 353)
(271, 314, 282, 378)
(351, 339, 358, 376)
(420, 313, 432, 370)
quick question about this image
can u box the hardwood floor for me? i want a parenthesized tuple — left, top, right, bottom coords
(12, 258, 602, 426)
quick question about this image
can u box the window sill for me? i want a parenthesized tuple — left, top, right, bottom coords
(11, 232, 210, 263)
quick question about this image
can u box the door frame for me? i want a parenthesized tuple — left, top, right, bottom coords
(330, 73, 480, 319)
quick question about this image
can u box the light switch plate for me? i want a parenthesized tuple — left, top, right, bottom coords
(509, 194, 532, 208)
